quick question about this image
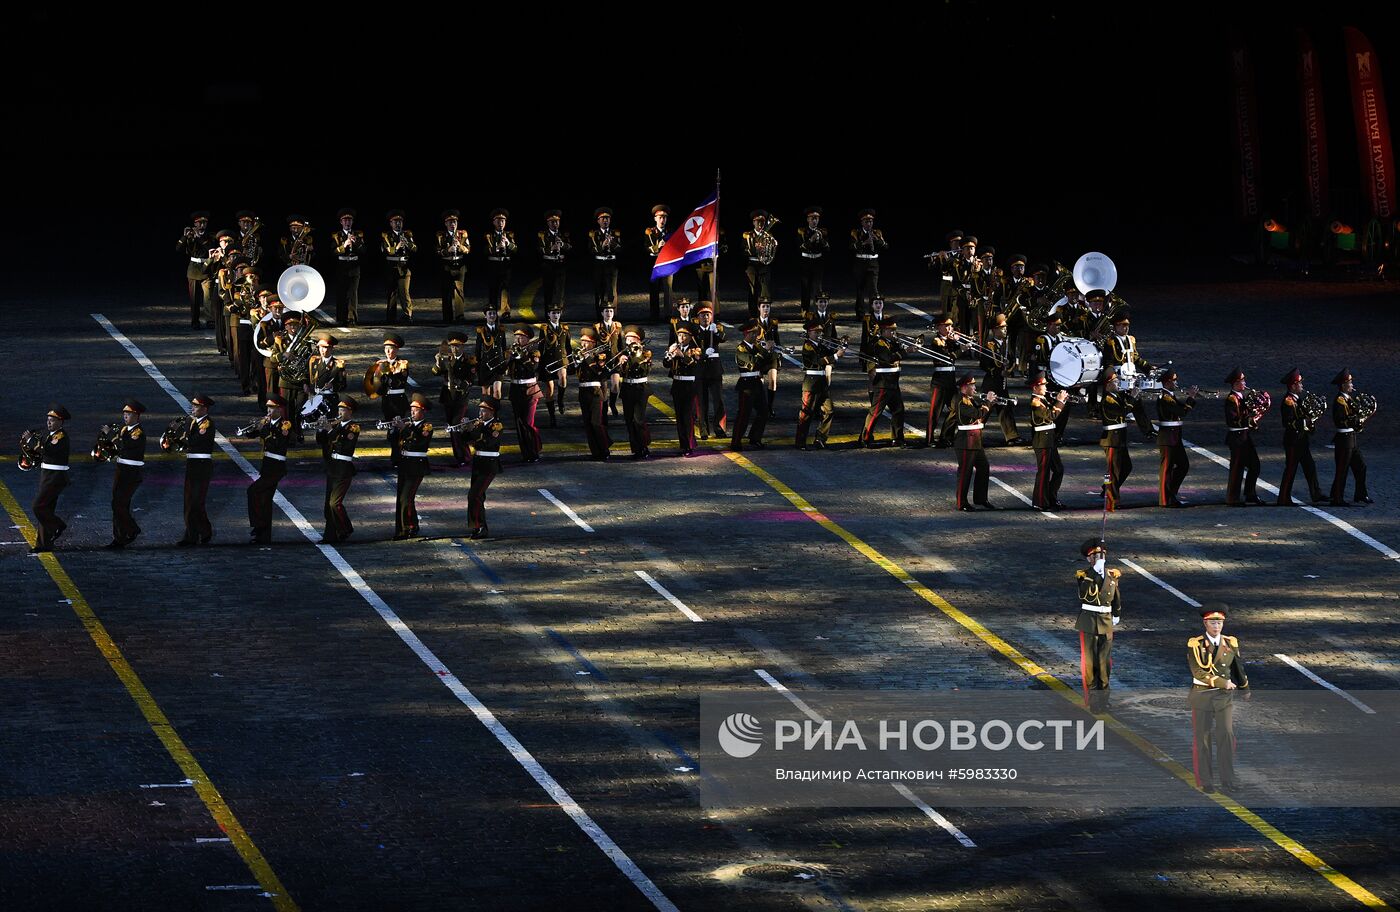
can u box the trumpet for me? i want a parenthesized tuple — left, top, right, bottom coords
(302, 417, 333, 432)
(235, 416, 270, 437)
(444, 416, 489, 434)
(375, 418, 407, 431)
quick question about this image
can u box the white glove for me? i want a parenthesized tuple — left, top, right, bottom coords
(1112, 616, 1120, 627)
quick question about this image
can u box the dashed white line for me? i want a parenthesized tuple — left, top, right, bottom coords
(891, 300, 932, 321)
(989, 475, 1058, 517)
(1274, 654, 1376, 714)
(634, 570, 704, 622)
(539, 488, 595, 533)
(754, 669, 975, 848)
(1119, 558, 1203, 608)
(96, 314, 678, 912)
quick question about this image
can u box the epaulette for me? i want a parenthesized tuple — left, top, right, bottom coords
(1075, 569, 1087, 580)
(1108, 568, 1121, 579)
(348, 423, 360, 433)
(131, 428, 143, 439)
(1225, 635, 1238, 647)
(197, 419, 211, 432)
(1285, 395, 1296, 405)
(52, 430, 65, 441)
(334, 359, 345, 368)
(1187, 635, 1204, 647)
(422, 423, 433, 433)
(280, 420, 292, 432)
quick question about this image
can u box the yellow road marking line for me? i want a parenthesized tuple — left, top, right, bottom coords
(516, 278, 541, 322)
(718, 450, 1392, 910)
(0, 478, 298, 911)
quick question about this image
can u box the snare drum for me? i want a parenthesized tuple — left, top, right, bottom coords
(301, 393, 328, 418)
(1049, 337, 1103, 387)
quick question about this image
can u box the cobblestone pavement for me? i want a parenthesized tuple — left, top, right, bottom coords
(1, 268, 1397, 910)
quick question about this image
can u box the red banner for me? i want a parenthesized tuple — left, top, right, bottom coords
(1296, 30, 1330, 221)
(1229, 44, 1264, 221)
(1344, 27, 1396, 220)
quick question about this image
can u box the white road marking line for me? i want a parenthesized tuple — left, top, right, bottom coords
(195, 837, 232, 843)
(95, 314, 678, 912)
(205, 885, 264, 892)
(988, 475, 1058, 517)
(1184, 438, 1399, 561)
(754, 669, 975, 848)
(1119, 558, 1202, 608)
(538, 488, 595, 532)
(890, 784, 978, 848)
(1274, 654, 1376, 714)
(634, 570, 704, 622)
(140, 780, 194, 789)
(892, 300, 932, 321)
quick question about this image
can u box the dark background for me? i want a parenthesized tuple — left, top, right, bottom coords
(3, 6, 1396, 293)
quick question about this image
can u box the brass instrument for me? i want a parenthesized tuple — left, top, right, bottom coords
(17, 428, 43, 471)
(546, 230, 566, 258)
(443, 416, 489, 434)
(546, 348, 588, 373)
(302, 417, 333, 433)
(1299, 392, 1328, 427)
(160, 416, 191, 453)
(375, 418, 405, 431)
(289, 223, 313, 265)
(363, 360, 390, 399)
(892, 332, 956, 365)
(91, 422, 122, 462)
(487, 336, 540, 372)
(811, 334, 850, 355)
(235, 417, 270, 437)
(398, 229, 414, 255)
(1353, 391, 1379, 426)
(949, 328, 1000, 363)
(1242, 388, 1273, 427)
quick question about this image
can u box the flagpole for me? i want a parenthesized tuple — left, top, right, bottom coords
(713, 168, 721, 320)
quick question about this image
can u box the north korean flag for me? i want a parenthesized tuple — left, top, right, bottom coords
(650, 192, 719, 280)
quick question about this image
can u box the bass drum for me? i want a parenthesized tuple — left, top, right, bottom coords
(1049, 337, 1102, 387)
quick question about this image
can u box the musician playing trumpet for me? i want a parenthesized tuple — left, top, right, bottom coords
(795, 318, 846, 451)
(318, 397, 360, 544)
(953, 373, 996, 512)
(617, 326, 653, 459)
(1223, 367, 1265, 506)
(244, 394, 294, 545)
(382, 209, 417, 325)
(465, 396, 505, 539)
(433, 331, 476, 466)
(1155, 369, 1198, 508)
(1030, 373, 1069, 511)
(374, 334, 412, 467)
(178, 211, 213, 330)
(506, 325, 543, 464)
(664, 322, 704, 457)
(104, 400, 147, 550)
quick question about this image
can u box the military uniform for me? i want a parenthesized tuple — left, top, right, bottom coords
(1156, 380, 1195, 507)
(861, 320, 904, 446)
(246, 401, 293, 545)
(330, 210, 363, 325)
(1075, 545, 1122, 713)
(476, 317, 508, 392)
(308, 348, 348, 408)
(743, 210, 778, 318)
(1188, 607, 1248, 792)
(929, 231, 963, 327)
(382, 211, 417, 324)
(483, 209, 516, 318)
(271, 321, 310, 434)
(1329, 369, 1370, 505)
(665, 326, 703, 456)
(694, 231, 727, 303)
(537, 317, 571, 424)
(318, 401, 360, 543)
(1031, 320, 1072, 442)
(210, 233, 238, 356)
(237, 212, 264, 273)
(373, 335, 411, 467)
(29, 406, 71, 552)
(589, 208, 622, 318)
(109, 402, 147, 547)
(924, 322, 960, 447)
(617, 327, 653, 458)
(978, 323, 1021, 444)
(757, 309, 781, 417)
(465, 399, 504, 538)
(175, 396, 216, 546)
(1277, 370, 1324, 505)
(850, 211, 887, 316)
(1030, 385, 1066, 510)
(227, 266, 258, 393)
(1102, 320, 1156, 437)
(950, 242, 980, 336)
(177, 214, 214, 329)
(730, 322, 775, 451)
(592, 317, 624, 420)
(796, 208, 829, 314)
(395, 394, 434, 539)
(1223, 369, 1263, 505)
(795, 327, 840, 449)
(1100, 381, 1133, 512)
(693, 312, 727, 438)
(432, 332, 477, 465)
(538, 212, 570, 313)
(668, 304, 694, 345)
(576, 333, 613, 460)
(506, 327, 543, 463)
(645, 205, 672, 322)
(437, 211, 470, 324)
(952, 382, 992, 511)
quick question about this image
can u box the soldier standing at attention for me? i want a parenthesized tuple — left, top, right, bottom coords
(437, 210, 470, 325)
(382, 209, 417, 325)
(1189, 605, 1248, 793)
(590, 207, 621, 319)
(1076, 539, 1122, 713)
(645, 204, 672, 322)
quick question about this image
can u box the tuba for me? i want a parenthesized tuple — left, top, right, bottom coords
(91, 422, 122, 462)
(17, 429, 43, 471)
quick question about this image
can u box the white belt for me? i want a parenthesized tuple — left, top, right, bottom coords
(445, 256, 463, 262)
(387, 389, 406, 395)
(1158, 420, 1183, 427)
(386, 256, 408, 263)
(115, 458, 145, 467)
(1227, 426, 1249, 432)
(624, 378, 649, 384)
(263, 452, 287, 462)
(595, 255, 616, 261)
(332, 452, 355, 462)
(801, 252, 823, 258)
(706, 353, 720, 359)
(957, 424, 984, 431)
(474, 450, 500, 457)
(855, 253, 879, 259)
(239, 318, 252, 325)
(674, 375, 696, 381)
(1080, 603, 1112, 614)
(578, 381, 602, 387)
(1335, 427, 1355, 433)
(402, 450, 429, 458)
(1102, 422, 1128, 430)
(543, 255, 564, 261)
(338, 255, 359, 261)
(933, 366, 956, 372)
(942, 274, 954, 282)
(874, 366, 900, 373)
(739, 371, 760, 378)
(1033, 423, 1057, 432)
(190, 256, 204, 263)
(487, 256, 509, 262)
(40, 463, 69, 471)
(748, 257, 765, 262)
(1192, 678, 1213, 687)
(512, 378, 537, 385)
(186, 452, 212, 459)
(805, 369, 827, 375)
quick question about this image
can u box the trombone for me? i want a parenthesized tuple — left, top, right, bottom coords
(892, 332, 955, 365)
(949, 328, 1001, 364)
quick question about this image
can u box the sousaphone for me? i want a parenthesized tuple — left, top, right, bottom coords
(1072, 252, 1117, 295)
